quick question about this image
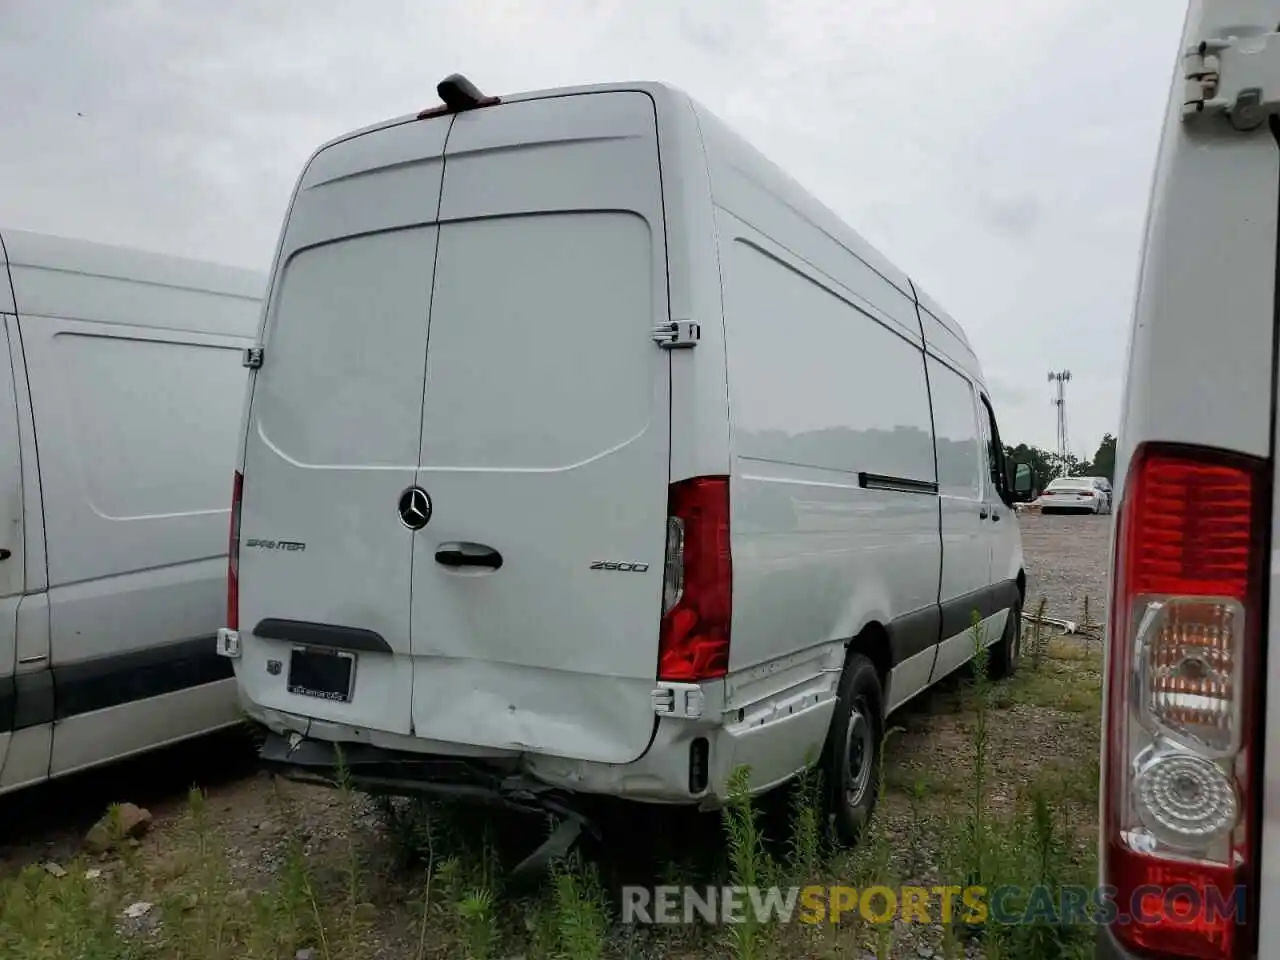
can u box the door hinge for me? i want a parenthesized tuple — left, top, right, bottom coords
(242, 347, 264, 369)
(1183, 31, 1280, 130)
(652, 320, 700, 349)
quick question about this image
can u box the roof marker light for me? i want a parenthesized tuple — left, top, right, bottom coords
(417, 73, 501, 119)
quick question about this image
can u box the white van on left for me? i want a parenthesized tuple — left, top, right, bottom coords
(0, 228, 264, 794)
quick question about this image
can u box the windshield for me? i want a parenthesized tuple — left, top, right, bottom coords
(1047, 479, 1093, 492)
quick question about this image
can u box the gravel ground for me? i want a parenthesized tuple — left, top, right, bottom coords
(1017, 510, 1113, 623)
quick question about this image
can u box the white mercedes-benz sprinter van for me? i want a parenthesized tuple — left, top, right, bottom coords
(1097, 1, 1280, 957)
(0, 228, 263, 794)
(221, 75, 1025, 845)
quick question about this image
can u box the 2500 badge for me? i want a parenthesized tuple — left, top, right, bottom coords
(589, 561, 649, 572)
(244, 538, 307, 552)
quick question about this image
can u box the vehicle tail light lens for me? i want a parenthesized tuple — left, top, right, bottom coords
(658, 476, 731, 682)
(1103, 443, 1266, 959)
(228, 470, 243, 631)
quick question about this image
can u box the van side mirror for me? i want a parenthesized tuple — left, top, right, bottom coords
(1009, 461, 1034, 501)
(1003, 463, 1034, 506)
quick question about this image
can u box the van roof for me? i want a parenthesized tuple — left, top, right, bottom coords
(302, 78, 977, 363)
(1, 228, 266, 301)
(1, 227, 266, 337)
(910, 283, 974, 356)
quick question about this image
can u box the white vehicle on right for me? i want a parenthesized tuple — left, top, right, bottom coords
(1033, 476, 1110, 514)
(1098, 1, 1280, 957)
(1083, 475, 1114, 511)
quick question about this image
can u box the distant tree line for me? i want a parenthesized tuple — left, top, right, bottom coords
(1004, 433, 1116, 491)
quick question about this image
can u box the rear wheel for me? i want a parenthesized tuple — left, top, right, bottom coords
(988, 598, 1022, 680)
(821, 652, 884, 846)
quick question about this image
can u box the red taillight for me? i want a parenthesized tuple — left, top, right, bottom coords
(658, 476, 731, 682)
(228, 470, 243, 631)
(1103, 442, 1267, 959)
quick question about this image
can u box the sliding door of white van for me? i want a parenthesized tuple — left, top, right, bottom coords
(928, 357, 994, 681)
(235, 119, 451, 736)
(0, 312, 23, 783)
(407, 93, 672, 765)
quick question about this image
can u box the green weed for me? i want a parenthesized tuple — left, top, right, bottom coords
(548, 854, 610, 960)
(721, 765, 770, 960)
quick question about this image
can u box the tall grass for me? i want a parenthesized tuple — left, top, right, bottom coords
(930, 603, 1099, 959)
(720, 766, 768, 960)
(548, 854, 610, 960)
(1029, 595, 1049, 671)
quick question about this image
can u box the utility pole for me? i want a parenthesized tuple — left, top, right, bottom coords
(1048, 369, 1072, 476)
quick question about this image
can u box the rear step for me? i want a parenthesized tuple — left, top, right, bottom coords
(258, 733, 597, 880)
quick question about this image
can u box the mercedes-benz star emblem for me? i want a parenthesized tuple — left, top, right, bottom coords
(398, 486, 433, 530)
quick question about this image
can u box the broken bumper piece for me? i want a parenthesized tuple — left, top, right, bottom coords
(257, 731, 596, 879)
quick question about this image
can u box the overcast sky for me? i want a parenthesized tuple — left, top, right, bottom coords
(0, 0, 1187, 456)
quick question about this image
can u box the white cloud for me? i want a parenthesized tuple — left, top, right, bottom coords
(0, 0, 1188, 451)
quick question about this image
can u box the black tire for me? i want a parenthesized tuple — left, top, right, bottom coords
(820, 652, 884, 846)
(987, 598, 1022, 680)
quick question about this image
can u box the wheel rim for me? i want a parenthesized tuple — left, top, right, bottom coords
(843, 696, 875, 810)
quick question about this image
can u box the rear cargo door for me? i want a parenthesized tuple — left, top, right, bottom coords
(236, 118, 450, 735)
(408, 92, 672, 764)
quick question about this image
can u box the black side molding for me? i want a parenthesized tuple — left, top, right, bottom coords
(939, 579, 1022, 640)
(0, 665, 54, 731)
(253, 619, 393, 655)
(2, 635, 234, 733)
(53, 635, 231, 721)
(0, 676, 12, 732)
(881, 579, 1022, 669)
(858, 472, 939, 496)
(14, 670, 54, 730)
(886, 604, 942, 666)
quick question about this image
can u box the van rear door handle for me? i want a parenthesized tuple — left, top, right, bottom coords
(0, 548, 10, 561)
(435, 543, 503, 570)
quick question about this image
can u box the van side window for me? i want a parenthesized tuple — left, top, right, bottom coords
(979, 394, 1004, 495)
(723, 239, 936, 483)
(927, 358, 982, 499)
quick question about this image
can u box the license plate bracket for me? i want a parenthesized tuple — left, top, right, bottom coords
(286, 647, 356, 702)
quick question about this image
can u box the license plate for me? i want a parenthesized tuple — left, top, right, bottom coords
(287, 647, 355, 702)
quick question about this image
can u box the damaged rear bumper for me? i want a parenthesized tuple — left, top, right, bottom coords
(259, 730, 586, 821)
(242, 661, 839, 810)
(242, 698, 728, 805)
(259, 731, 597, 878)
